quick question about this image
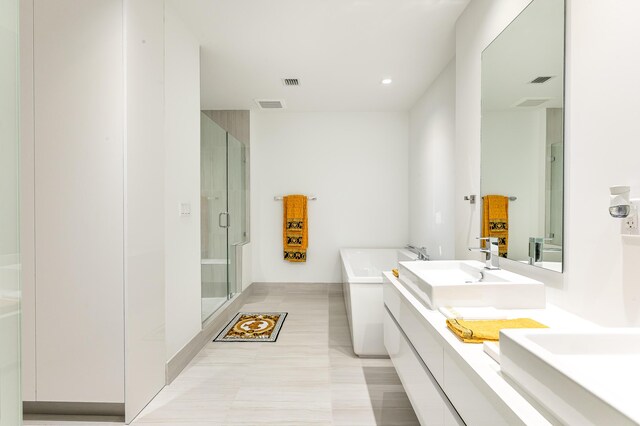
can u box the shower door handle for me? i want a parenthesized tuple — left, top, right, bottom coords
(218, 212, 230, 228)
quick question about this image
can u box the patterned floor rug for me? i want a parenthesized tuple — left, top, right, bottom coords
(214, 312, 288, 342)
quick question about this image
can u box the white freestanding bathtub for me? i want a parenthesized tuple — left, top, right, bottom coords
(340, 248, 418, 356)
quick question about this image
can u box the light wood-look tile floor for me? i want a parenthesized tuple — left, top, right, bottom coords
(24, 283, 419, 425)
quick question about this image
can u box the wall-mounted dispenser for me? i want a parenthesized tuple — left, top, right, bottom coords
(609, 186, 632, 218)
(610, 186, 639, 234)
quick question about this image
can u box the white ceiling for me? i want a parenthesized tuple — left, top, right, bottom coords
(167, 0, 470, 112)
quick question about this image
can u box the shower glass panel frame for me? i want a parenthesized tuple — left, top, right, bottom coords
(201, 114, 247, 323)
(0, 0, 22, 423)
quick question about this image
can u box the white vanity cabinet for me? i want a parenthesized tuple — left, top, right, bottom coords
(383, 272, 551, 426)
(384, 276, 444, 382)
(384, 309, 463, 425)
(441, 349, 516, 425)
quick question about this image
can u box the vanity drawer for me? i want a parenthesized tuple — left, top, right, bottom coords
(442, 347, 524, 425)
(384, 309, 464, 426)
(384, 275, 444, 383)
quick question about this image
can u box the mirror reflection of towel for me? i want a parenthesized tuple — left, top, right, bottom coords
(482, 195, 509, 257)
(283, 195, 308, 262)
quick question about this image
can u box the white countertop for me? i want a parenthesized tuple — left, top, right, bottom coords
(383, 270, 597, 425)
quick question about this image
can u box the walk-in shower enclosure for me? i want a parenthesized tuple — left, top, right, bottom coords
(201, 112, 249, 322)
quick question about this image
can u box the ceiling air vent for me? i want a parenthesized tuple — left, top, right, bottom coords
(282, 78, 300, 86)
(529, 76, 553, 84)
(514, 98, 551, 108)
(255, 99, 286, 110)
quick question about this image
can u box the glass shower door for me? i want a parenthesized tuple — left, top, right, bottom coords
(227, 133, 247, 298)
(0, 0, 21, 423)
(201, 114, 229, 321)
(201, 114, 248, 322)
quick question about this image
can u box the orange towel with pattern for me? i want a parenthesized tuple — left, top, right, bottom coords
(446, 318, 547, 343)
(283, 195, 308, 262)
(482, 195, 509, 258)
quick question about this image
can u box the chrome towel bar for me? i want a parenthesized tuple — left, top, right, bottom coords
(274, 195, 317, 201)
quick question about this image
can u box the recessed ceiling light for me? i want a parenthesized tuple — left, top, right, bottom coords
(381, 78, 393, 85)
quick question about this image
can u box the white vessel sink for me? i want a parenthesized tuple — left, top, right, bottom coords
(500, 328, 640, 425)
(397, 260, 545, 309)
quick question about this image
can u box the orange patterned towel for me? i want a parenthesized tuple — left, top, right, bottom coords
(482, 195, 509, 257)
(446, 318, 547, 343)
(283, 195, 308, 262)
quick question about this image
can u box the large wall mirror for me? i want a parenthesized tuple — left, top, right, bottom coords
(481, 0, 565, 272)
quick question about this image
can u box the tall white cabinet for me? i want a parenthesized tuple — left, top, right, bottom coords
(21, 0, 166, 422)
(0, 0, 21, 424)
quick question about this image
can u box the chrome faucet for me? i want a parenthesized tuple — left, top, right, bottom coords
(468, 237, 500, 270)
(529, 237, 562, 265)
(406, 245, 430, 261)
(528, 237, 544, 265)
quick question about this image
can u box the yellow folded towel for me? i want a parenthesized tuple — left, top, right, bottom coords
(482, 195, 509, 258)
(446, 318, 547, 343)
(392, 269, 399, 278)
(283, 195, 308, 262)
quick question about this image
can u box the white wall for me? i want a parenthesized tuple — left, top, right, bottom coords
(164, 5, 202, 363)
(559, 0, 640, 325)
(455, 0, 640, 326)
(251, 112, 409, 283)
(409, 59, 456, 260)
(124, 0, 166, 421)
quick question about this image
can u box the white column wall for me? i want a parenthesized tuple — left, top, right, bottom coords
(19, 0, 36, 402)
(32, 0, 125, 402)
(124, 0, 166, 421)
(0, 0, 21, 423)
(164, 5, 202, 362)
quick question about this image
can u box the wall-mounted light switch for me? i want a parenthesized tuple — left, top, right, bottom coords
(179, 202, 191, 216)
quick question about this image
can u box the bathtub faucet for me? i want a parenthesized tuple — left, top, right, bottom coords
(406, 245, 430, 261)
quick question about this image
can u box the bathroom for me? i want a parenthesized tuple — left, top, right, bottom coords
(1, 0, 640, 424)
